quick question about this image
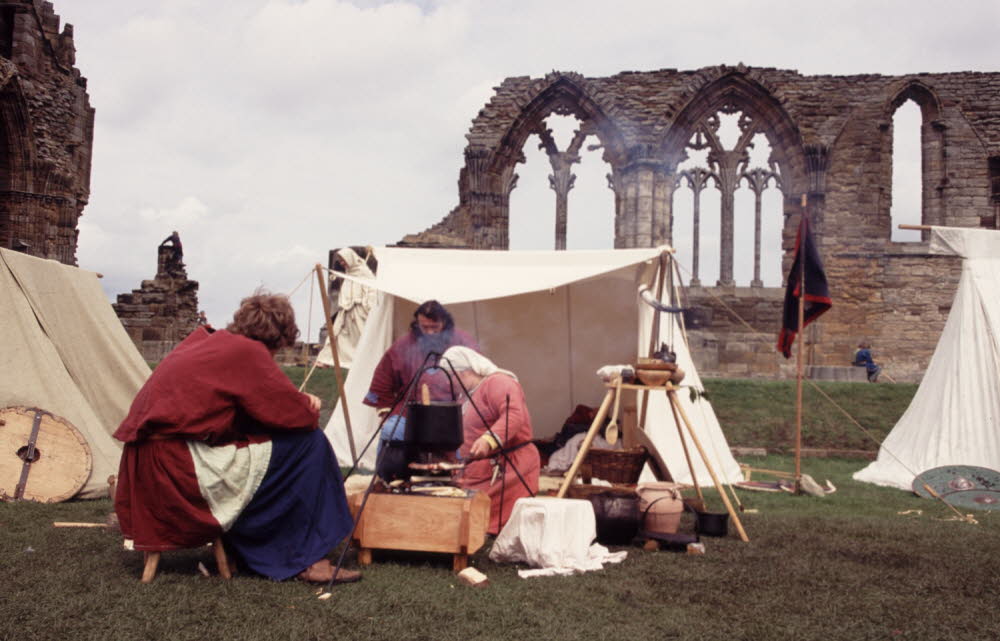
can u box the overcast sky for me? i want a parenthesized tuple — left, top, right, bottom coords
(59, 0, 1000, 339)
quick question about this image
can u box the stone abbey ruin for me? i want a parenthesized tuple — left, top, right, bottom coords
(5, 1, 999, 379)
(0, 1, 91, 264)
(399, 66, 1000, 381)
(0, 1, 199, 361)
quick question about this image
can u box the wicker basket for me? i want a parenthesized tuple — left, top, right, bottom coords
(583, 446, 648, 484)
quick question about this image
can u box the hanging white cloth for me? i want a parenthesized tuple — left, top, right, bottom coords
(317, 248, 378, 369)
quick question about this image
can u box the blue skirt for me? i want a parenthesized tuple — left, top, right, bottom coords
(225, 430, 353, 580)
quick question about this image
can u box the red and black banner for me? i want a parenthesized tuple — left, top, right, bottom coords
(777, 215, 832, 358)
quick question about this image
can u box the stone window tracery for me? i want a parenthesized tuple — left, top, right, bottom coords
(509, 105, 613, 250)
(672, 102, 783, 287)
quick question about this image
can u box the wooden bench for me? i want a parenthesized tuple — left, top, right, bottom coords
(806, 365, 868, 382)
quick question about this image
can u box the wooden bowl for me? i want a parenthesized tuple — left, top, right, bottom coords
(636, 369, 671, 386)
(636, 358, 678, 371)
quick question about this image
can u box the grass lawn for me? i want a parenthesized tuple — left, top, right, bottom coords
(4, 376, 996, 641)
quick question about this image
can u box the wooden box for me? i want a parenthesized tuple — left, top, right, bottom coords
(348, 490, 490, 571)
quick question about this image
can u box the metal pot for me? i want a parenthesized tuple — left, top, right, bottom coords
(405, 401, 463, 451)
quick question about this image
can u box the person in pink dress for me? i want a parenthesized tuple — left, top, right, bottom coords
(441, 346, 540, 535)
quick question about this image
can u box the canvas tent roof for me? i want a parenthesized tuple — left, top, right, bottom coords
(324, 246, 743, 486)
(854, 227, 1000, 490)
(1, 248, 150, 499)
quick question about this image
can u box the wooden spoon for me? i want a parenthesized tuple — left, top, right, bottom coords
(605, 377, 622, 445)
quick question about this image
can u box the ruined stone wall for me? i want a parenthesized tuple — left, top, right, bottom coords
(114, 247, 200, 363)
(400, 66, 1000, 382)
(0, 1, 93, 265)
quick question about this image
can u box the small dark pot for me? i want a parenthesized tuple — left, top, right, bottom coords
(588, 490, 641, 545)
(694, 510, 729, 537)
(376, 441, 410, 481)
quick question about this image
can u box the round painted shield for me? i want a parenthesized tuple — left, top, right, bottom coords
(912, 465, 1000, 511)
(0, 406, 92, 503)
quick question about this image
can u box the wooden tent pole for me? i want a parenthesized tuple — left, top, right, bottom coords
(667, 387, 749, 542)
(638, 252, 668, 431)
(315, 264, 357, 465)
(795, 195, 807, 487)
(898, 224, 932, 231)
(667, 394, 704, 504)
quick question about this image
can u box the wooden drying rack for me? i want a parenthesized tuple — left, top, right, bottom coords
(555, 380, 749, 542)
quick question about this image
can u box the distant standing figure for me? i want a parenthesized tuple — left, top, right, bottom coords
(160, 230, 183, 264)
(853, 343, 882, 382)
(317, 247, 378, 369)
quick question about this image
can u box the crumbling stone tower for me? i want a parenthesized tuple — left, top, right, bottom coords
(0, 1, 93, 264)
(114, 242, 200, 363)
(400, 66, 1000, 381)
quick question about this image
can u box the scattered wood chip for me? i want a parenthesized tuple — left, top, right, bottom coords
(457, 567, 489, 588)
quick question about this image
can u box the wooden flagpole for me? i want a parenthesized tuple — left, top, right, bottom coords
(315, 263, 357, 465)
(795, 195, 807, 488)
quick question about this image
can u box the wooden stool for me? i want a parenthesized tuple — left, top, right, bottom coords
(141, 537, 233, 583)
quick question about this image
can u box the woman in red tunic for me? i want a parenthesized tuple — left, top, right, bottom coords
(114, 292, 357, 583)
(442, 346, 540, 535)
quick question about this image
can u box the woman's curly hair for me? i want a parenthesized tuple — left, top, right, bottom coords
(227, 291, 299, 351)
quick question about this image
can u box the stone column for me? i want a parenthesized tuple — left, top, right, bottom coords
(608, 170, 626, 249)
(549, 162, 576, 250)
(622, 173, 639, 248)
(652, 167, 675, 247)
(923, 120, 947, 231)
(461, 149, 512, 249)
(613, 156, 671, 249)
(679, 167, 716, 287)
(715, 150, 742, 287)
(743, 167, 777, 288)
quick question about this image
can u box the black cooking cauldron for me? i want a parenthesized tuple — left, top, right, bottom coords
(376, 400, 463, 481)
(405, 401, 463, 452)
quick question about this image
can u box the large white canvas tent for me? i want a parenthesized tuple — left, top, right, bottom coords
(1, 248, 150, 499)
(324, 246, 743, 486)
(854, 227, 1000, 490)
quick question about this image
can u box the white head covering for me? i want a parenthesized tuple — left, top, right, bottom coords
(335, 247, 377, 311)
(441, 346, 517, 382)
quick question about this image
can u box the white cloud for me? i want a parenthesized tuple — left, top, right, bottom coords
(57, 0, 1000, 338)
(138, 196, 209, 226)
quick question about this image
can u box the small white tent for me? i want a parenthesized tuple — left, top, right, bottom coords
(323, 246, 743, 486)
(854, 227, 1000, 490)
(1, 248, 150, 499)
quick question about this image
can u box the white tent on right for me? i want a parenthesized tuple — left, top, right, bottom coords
(854, 226, 1000, 490)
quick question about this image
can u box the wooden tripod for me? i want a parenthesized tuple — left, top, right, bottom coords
(555, 380, 749, 543)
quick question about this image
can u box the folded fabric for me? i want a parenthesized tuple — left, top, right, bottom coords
(489, 497, 628, 577)
(545, 432, 622, 474)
